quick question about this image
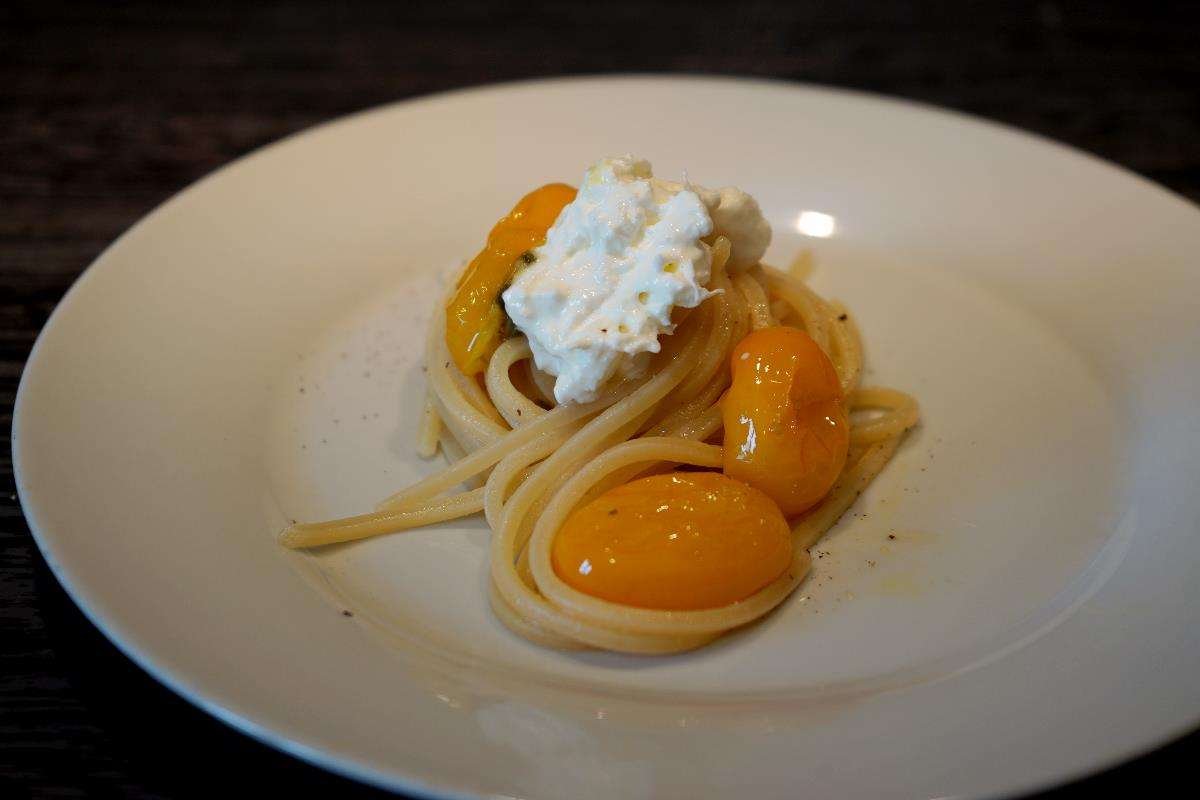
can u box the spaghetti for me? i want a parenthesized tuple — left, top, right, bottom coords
(280, 242, 919, 654)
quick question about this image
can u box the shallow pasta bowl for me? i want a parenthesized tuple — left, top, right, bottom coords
(14, 76, 1200, 799)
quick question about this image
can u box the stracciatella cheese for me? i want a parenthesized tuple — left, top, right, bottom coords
(659, 182, 772, 271)
(501, 156, 771, 404)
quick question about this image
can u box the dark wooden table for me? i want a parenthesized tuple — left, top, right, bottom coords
(3, 2, 1198, 797)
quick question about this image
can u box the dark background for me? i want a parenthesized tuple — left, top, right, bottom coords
(3, 1, 1198, 797)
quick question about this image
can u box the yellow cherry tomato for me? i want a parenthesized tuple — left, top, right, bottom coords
(445, 183, 576, 375)
(552, 471, 793, 610)
(722, 326, 849, 516)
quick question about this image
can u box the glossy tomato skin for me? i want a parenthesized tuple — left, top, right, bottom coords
(552, 471, 793, 610)
(722, 326, 849, 516)
(445, 183, 576, 375)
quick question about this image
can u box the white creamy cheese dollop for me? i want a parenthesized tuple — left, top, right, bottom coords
(501, 155, 771, 404)
(659, 182, 772, 271)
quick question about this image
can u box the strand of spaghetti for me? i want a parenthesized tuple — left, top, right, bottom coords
(671, 246, 735, 401)
(670, 402, 723, 442)
(792, 436, 904, 551)
(485, 337, 547, 428)
(489, 583, 721, 653)
(483, 422, 582, 530)
(695, 279, 736, 388)
(377, 386, 625, 511)
(429, 389, 495, 457)
(572, 403, 725, 518)
(641, 246, 733, 431)
(644, 370, 728, 437)
(449, 360, 505, 428)
(437, 427, 466, 462)
(642, 266, 752, 437)
(760, 267, 832, 354)
(733, 271, 776, 330)
(724, 259, 752, 346)
(487, 581, 587, 650)
(416, 388, 442, 458)
(515, 535, 537, 588)
(279, 487, 485, 548)
(436, 428, 486, 489)
(526, 438, 810, 638)
(849, 387, 920, 445)
(641, 265, 735, 432)
(828, 301, 863, 393)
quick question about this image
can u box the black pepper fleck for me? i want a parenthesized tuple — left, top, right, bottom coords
(342, 610, 354, 617)
(838, 313, 848, 321)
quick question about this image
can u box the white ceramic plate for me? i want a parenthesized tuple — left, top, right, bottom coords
(15, 76, 1200, 799)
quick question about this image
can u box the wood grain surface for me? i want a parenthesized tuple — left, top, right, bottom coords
(3, 1, 1198, 797)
